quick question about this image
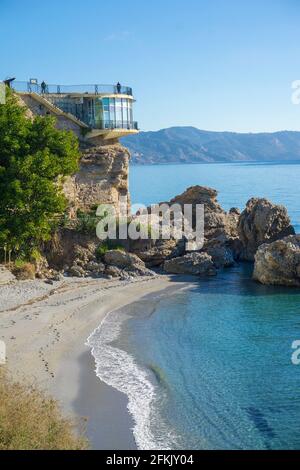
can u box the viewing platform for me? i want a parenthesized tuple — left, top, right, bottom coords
(12, 79, 139, 141)
(12, 81, 133, 96)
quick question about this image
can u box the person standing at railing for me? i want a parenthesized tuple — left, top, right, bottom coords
(41, 81, 47, 94)
(116, 82, 121, 94)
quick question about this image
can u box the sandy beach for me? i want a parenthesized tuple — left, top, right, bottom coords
(0, 274, 192, 449)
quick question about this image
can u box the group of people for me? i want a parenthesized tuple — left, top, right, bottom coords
(7, 79, 122, 94)
(40, 81, 122, 94)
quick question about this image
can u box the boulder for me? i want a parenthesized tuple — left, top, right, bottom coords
(203, 239, 235, 268)
(104, 250, 144, 269)
(86, 261, 106, 274)
(238, 198, 295, 261)
(104, 250, 156, 278)
(105, 265, 123, 278)
(253, 235, 300, 287)
(170, 186, 239, 240)
(68, 264, 86, 278)
(131, 186, 239, 268)
(136, 240, 181, 267)
(0, 265, 16, 285)
(164, 252, 217, 276)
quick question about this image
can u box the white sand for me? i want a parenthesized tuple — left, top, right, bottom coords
(1, 276, 170, 384)
(0, 274, 194, 448)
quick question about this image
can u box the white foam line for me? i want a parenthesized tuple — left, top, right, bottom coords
(86, 307, 177, 450)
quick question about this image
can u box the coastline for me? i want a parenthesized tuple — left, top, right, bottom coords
(1, 274, 195, 449)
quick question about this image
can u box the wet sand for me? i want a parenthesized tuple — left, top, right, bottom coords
(1, 274, 194, 449)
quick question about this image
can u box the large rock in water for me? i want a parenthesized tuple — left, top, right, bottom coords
(253, 235, 300, 287)
(164, 252, 217, 276)
(238, 198, 295, 261)
(132, 186, 240, 269)
(169, 186, 238, 240)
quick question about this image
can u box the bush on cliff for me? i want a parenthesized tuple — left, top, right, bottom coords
(0, 87, 80, 258)
(0, 369, 88, 450)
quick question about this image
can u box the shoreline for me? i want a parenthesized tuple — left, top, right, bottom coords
(1, 274, 195, 449)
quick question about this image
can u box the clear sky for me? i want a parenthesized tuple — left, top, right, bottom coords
(1, 0, 300, 132)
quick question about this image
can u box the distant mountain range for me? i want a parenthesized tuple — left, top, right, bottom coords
(121, 127, 300, 165)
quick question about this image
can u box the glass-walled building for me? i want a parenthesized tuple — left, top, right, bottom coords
(12, 81, 139, 140)
(46, 95, 136, 130)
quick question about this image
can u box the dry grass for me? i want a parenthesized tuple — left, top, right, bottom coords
(0, 369, 88, 450)
(12, 262, 36, 280)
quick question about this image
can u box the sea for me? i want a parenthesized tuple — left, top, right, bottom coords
(87, 162, 300, 450)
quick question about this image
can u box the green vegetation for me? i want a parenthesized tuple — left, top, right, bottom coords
(96, 241, 125, 260)
(0, 88, 80, 259)
(0, 369, 88, 450)
(75, 209, 99, 235)
(12, 261, 36, 280)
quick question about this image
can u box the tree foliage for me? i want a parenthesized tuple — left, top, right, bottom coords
(0, 88, 80, 256)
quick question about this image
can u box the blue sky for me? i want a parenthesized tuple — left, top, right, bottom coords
(1, 0, 300, 132)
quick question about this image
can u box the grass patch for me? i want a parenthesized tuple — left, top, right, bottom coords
(12, 262, 36, 280)
(96, 241, 125, 260)
(0, 369, 88, 450)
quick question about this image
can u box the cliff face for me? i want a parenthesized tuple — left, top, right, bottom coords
(63, 142, 131, 216)
(17, 94, 132, 216)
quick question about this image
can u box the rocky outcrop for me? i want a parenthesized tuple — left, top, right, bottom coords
(132, 186, 240, 269)
(203, 239, 235, 268)
(164, 252, 217, 276)
(44, 229, 99, 271)
(135, 240, 183, 267)
(63, 143, 130, 216)
(68, 244, 105, 278)
(253, 235, 300, 287)
(167, 186, 237, 236)
(104, 250, 155, 278)
(238, 198, 295, 261)
(170, 186, 232, 238)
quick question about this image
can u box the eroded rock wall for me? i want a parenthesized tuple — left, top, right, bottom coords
(63, 142, 131, 216)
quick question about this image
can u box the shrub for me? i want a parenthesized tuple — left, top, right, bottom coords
(0, 369, 88, 450)
(75, 210, 98, 235)
(12, 262, 36, 280)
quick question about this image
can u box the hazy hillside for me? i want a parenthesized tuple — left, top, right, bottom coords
(121, 127, 300, 165)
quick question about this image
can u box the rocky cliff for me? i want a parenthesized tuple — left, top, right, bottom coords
(63, 142, 131, 216)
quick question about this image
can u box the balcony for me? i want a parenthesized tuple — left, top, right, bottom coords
(99, 120, 138, 131)
(12, 81, 133, 96)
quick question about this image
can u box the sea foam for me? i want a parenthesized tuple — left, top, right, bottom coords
(86, 308, 178, 450)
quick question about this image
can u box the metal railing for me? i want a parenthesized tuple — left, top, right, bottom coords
(12, 81, 133, 96)
(93, 120, 139, 131)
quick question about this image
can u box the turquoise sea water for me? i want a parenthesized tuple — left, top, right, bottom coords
(89, 162, 300, 449)
(130, 161, 300, 232)
(121, 266, 300, 449)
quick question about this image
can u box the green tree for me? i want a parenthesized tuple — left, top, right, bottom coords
(0, 88, 80, 257)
